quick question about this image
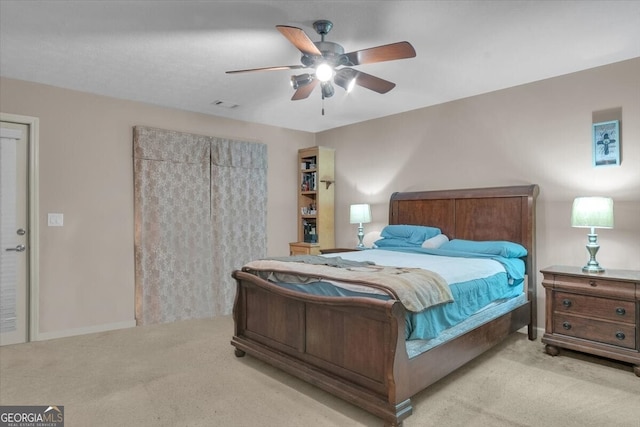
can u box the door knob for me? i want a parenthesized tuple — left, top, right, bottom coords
(5, 244, 26, 252)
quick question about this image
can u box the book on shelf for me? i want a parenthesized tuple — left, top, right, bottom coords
(301, 172, 317, 191)
(301, 157, 317, 170)
(303, 219, 318, 243)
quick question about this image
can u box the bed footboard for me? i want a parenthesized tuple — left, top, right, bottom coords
(231, 270, 412, 426)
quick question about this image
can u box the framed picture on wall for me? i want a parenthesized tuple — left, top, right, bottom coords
(592, 120, 620, 167)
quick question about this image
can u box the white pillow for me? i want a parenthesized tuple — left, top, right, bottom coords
(421, 234, 449, 249)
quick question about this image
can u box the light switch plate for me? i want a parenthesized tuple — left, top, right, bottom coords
(48, 213, 64, 227)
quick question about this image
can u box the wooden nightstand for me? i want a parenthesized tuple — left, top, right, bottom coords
(541, 265, 640, 376)
(289, 242, 320, 256)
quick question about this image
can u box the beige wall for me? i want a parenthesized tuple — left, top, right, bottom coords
(318, 58, 640, 330)
(0, 77, 314, 339)
(1, 58, 638, 339)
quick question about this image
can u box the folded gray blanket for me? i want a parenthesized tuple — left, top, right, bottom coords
(244, 256, 453, 312)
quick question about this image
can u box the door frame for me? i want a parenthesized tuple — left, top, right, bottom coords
(1, 112, 40, 342)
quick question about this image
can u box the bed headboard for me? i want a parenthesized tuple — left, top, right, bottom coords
(389, 184, 539, 335)
(389, 185, 538, 248)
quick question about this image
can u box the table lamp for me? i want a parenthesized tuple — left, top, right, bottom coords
(571, 197, 614, 273)
(350, 204, 372, 248)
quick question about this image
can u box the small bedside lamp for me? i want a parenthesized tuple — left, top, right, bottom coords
(571, 197, 614, 273)
(350, 204, 372, 248)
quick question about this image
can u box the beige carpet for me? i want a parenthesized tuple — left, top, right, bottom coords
(1, 316, 638, 427)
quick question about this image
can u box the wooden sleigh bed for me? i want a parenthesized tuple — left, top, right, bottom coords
(231, 185, 539, 426)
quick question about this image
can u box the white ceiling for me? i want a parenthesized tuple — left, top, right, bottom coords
(1, 1, 639, 133)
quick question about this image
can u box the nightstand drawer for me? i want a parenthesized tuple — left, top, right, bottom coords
(553, 314, 636, 349)
(554, 275, 636, 299)
(554, 292, 636, 323)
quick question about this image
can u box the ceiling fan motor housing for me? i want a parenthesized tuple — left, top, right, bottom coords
(301, 41, 347, 68)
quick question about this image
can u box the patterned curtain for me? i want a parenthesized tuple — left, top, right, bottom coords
(133, 127, 267, 325)
(210, 138, 267, 315)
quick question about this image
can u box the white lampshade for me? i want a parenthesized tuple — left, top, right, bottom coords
(571, 197, 614, 229)
(350, 204, 372, 224)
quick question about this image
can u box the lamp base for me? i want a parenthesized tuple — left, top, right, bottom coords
(583, 233, 604, 273)
(356, 224, 365, 248)
(582, 264, 605, 273)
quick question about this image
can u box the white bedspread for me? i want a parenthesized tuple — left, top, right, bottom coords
(321, 249, 506, 295)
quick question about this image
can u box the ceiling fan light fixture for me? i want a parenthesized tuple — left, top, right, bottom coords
(345, 78, 356, 93)
(321, 81, 335, 98)
(290, 73, 313, 90)
(334, 68, 357, 93)
(315, 63, 334, 82)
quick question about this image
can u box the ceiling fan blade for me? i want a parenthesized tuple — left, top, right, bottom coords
(226, 65, 306, 74)
(352, 70, 396, 94)
(291, 79, 319, 101)
(344, 41, 416, 66)
(276, 25, 322, 56)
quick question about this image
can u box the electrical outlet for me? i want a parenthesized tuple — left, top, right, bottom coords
(47, 213, 64, 227)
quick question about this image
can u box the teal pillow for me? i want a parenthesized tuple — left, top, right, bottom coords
(439, 239, 527, 258)
(380, 225, 441, 244)
(373, 237, 422, 248)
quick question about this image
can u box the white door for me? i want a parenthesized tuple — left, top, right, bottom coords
(0, 121, 29, 345)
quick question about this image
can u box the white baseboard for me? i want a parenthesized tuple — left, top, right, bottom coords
(33, 319, 136, 341)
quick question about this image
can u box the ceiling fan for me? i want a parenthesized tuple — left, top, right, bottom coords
(225, 20, 416, 101)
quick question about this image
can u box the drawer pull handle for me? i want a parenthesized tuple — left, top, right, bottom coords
(615, 332, 625, 341)
(562, 299, 572, 308)
(562, 321, 571, 330)
(615, 307, 626, 316)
